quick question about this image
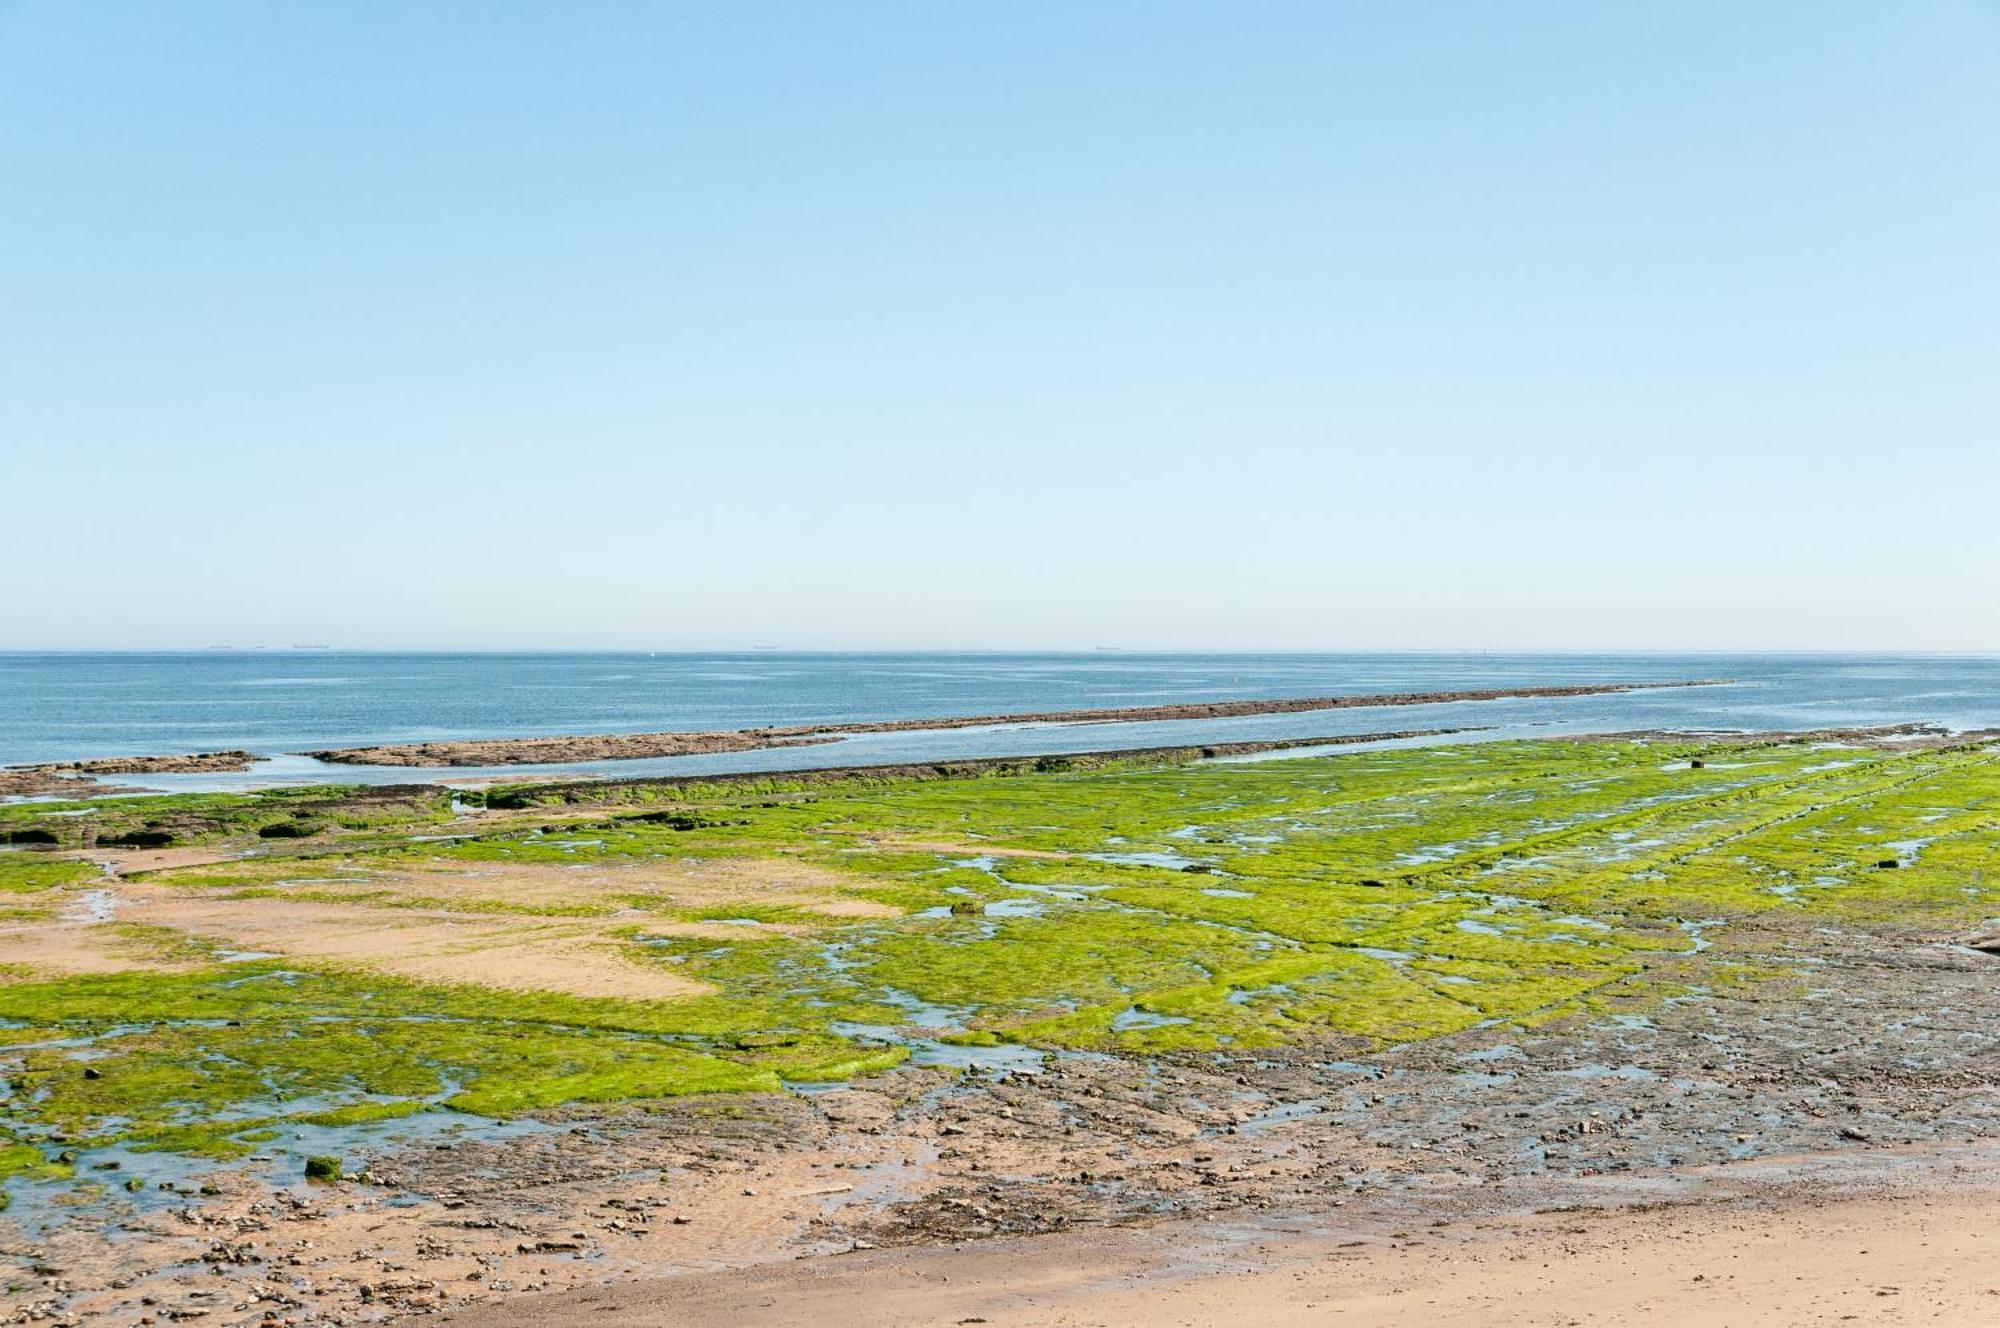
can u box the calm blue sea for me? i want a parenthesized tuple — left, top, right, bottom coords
(3, 652, 1997, 794)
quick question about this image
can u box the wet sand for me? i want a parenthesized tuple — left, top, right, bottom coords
(426, 1149, 2000, 1327)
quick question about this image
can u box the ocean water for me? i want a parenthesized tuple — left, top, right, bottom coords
(2, 651, 1996, 794)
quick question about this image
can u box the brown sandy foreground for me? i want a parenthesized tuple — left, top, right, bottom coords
(429, 1145, 2000, 1327)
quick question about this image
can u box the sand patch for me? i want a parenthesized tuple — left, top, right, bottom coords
(77, 846, 245, 876)
(595, 854, 863, 906)
(281, 854, 874, 917)
(0, 920, 176, 979)
(153, 852, 885, 919)
(632, 921, 812, 941)
(801, 899, 900, 918)
(113, 887, 713, 1002)
(95, 851, 899, 996)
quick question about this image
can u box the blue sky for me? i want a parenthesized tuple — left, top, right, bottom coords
(3, 2, 1995, 650)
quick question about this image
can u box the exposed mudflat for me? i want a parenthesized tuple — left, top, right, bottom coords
(12, 909, 2000, 1325)
(3, 730, 1997, 1325)
(303, 680, 1713, 766)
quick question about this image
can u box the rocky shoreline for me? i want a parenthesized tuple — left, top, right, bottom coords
(305, 731, 835, 767)
(11, 750, 257, 776)
(0, 770, 134, 799)
(304, 680, 1718, 767)
(0, 751, 255, 800)
(476, 727, 1489, 807)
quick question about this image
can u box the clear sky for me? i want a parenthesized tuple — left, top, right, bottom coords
(2, 2, 1996, 651)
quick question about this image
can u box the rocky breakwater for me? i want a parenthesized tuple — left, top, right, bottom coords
(1, 750, 256, 799)
(304, 680, 1719, 768)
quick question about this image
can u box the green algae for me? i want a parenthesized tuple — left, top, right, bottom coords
(0, 857, 99, 893)
(6, 735, 2000, 1172)
(0, 786, 454, 853)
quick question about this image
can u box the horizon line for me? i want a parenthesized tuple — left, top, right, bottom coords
(4, 646, 1999, 659)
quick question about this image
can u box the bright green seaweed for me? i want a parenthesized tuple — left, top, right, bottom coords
(3, 736, 1997, 1173)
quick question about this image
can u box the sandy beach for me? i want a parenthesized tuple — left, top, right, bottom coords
(426, 1144, 2000, 1327)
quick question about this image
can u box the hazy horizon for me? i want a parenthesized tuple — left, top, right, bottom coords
(4, 3, 1996, 653)
(6, 646, 2000, 659)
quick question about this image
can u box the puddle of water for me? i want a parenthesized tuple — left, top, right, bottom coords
(1111, 1009, 1191, 1032)
(1677, 918, 1724, 953)
(984, 897, 1045, 918)
(1227, 982, 1294, 1006)
(0, 1106, 555, 1237)
(1551, 1062, 1660, 1081)
(1454, 1069, 1516, 1086)
(1459, 1044, 1521, 1062)
(825, 1021, 1048, 1076)
(1879, 837, 1933, 866)
(60, 888, 118, 923)
(1008, 881, 1094, 901)
(1236, 1097, 1329, 1135)
(1087, 850, 1201, 871)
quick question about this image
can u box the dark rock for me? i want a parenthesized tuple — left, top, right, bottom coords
(100, 830, 176, 848)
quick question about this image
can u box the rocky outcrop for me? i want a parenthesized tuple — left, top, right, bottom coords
(0, 751, 255, 800)
(305, 681, 1717, 768)
(0, 770, 143, 799)
(306, 731, 835, 767)
(9, 750, 257, 776)
(480, 727, 1486, 808)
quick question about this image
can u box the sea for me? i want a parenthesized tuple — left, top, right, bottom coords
(3, 651, 1997, 795)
